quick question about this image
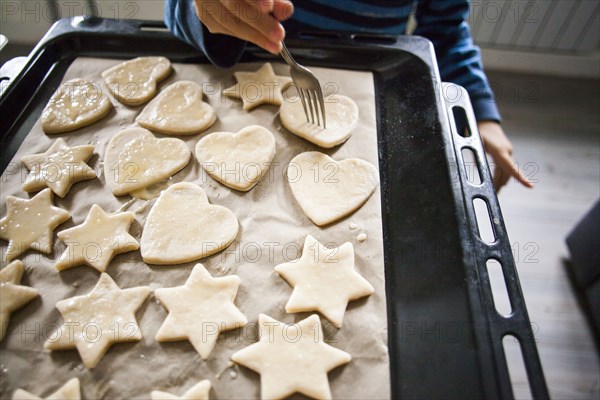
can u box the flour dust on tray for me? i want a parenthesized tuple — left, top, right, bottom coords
(223, 63, 292, 110)
(0, 260, 39, 342)
(12, 377, 81, 400)
(151, 380, 211, 400)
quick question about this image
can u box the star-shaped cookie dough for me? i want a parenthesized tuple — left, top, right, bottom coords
(21, 138, 96, 198)
(12, 378, 80, 400)
(223, 63, 292, 110)
(274, 235, 374, 328)
(0, 260, 39, 341)
(44, 273, 150, 368)
(155, 264, 247, 359)
(151, 380, 211, 400)
(232, 314, 351, 400)
(55, 204, 139, 273)
(0, 189, 71, 261)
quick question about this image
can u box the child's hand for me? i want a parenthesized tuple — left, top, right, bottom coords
(194, 0, 294, 54)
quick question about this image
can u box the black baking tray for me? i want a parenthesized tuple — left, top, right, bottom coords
(0, 17, 549, 399)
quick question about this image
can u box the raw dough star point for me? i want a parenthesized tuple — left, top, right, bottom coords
(0, 260, 39, 341)
(151, 380, 211, 400)
(275, 235, 374, 327)
(21, 138, 96, 198)
(13, 377, 81, 400)
(155, 264, 247, 359)
(232, 314, 351, 400)
(44, 273, 150, 368)
(55, 204, 139, 273)
(0, 189, 71, 261)
(223, 63, 292, 110)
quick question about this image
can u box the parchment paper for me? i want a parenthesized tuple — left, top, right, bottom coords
(0, 57, 390, 399)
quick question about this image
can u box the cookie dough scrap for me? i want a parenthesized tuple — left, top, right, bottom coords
(223, 63, 292, 110)
(275, 235, 374, 328)
(232, 314, 351, 400)
(55, 205, 139, 273)
(104, 127, 191, 196)
(21, 138, 96, 198)
(136, 80, 217, 135)
(13, 377, 81, 400)
(0, 260, 39, 342)
(141, 183, 239, 265)
(195, 125, 276, 191)
(155, 264, 247, 359)
(0, 189, 71, 261)
(288, 151, 379, 226)
(42, 78, 112, 134)
(280, 94, 359, 148)
(102, 56, 172, 106)
(44, 273, 150, 369)
(151, 380, 211, 400)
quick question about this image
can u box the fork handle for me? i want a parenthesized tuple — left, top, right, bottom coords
(279, 42, 298, 67)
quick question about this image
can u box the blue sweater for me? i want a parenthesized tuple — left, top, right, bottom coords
(164, 0, 500, 122)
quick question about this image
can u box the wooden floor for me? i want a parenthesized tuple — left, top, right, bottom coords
(485, 70, 600, 399)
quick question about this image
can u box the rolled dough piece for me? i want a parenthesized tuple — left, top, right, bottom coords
(0, 260, 39, 342)
(102, 56, 172, 106)
(44, 273, 150, 369)
(223, 63, 292, 110)
(21, 138, 96, 198)
(151, 380, 211, 400)
(12, 378, 81, 400)
(140, 183, 239, 265)
(136, 81, 216, 135)
(55, 204, 140, 273)
(231, 314, 351, 400)
(0, 189, 71, 261)
(287, 151, 379, 226)
(274, 235, 374, 328)
(279, 94, 359, 148)
(155, 264, 247, 359)
(41, 78, 112, 134)
(195, 125, 276, 191)
(104, 127, 191, 196)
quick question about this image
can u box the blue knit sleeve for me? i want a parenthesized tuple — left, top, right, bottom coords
(164, 0, 246, 68)
(415, 0, 501, 122)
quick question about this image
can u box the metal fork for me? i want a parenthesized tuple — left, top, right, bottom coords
(279, 42, 326, 128)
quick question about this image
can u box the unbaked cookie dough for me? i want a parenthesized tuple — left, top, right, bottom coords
(195, 125, 276, 191)
(151, 380, 211, 400)
(0, 260, 39, 342)
(140, 183, 239, 265)
(104, 127, 191, 197)
(280, 94, 359, 148)
(41, 78, 112, 134)
(21, 138, 96, 198)
(44, 273, 150, 369)
(223, 63, 292, 110)
(231, 314, 351, 400)
(12, 377, 81, 400)
(0, 189, 71, 261)
(287, 151, 379, 226)
(55, 204, 139, 273)
(102, 56, 172, 106)
(155, 264, 247, 359)
(275, 235, 374, 328)
(136, 81, 216, 135)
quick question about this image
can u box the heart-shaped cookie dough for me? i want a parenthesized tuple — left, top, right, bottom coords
(141, 183, 239, 265)
(104, 127, 191, 196)
(280, 94, 359, 148)
(288, 151, 379, 226)
(195, 125, 276, 191)
(42, 78, 113, 134)
(102, 56, 172, 106)
(136, 81, 216, 135)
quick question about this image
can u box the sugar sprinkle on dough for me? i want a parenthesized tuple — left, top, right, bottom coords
(151, 380, 211, 400)
(0, 189, 71, 261)
(155, 264, 247, 359)
(44, 273, 150, 369)
(231, 314, 351, 400)
(0, 260, 39, 342)
(12, 377, 81, 400)
(275, 235, 374, 327)
(223, 63, 292, 111)
(357, 233, 368, 242)
(55, 204, 140, 273)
